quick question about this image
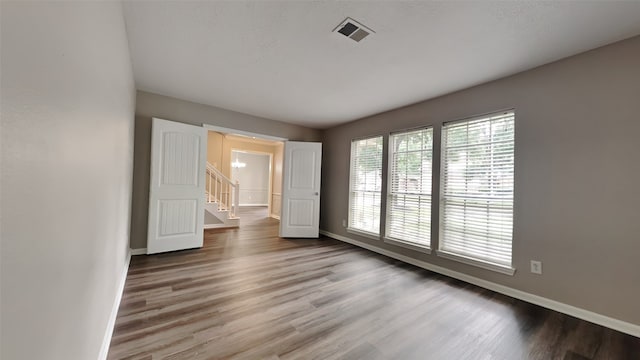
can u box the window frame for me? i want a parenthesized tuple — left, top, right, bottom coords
(384, 126, 434, 253)
(437, 110, 516, 275)
(347, 134, 384, 239)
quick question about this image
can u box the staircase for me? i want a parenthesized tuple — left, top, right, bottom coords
(204, 162, 240, 229)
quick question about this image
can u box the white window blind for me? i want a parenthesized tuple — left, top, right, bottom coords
(386, 128, 433, 247)
(440, 111, 515, 268)
(349, 136, 383, 235)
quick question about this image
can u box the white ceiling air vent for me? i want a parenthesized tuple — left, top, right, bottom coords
(333, 17, 374, 43)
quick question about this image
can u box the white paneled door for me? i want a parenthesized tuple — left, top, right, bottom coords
(147, 118, 207, 254)
(280, 141, 322, 238)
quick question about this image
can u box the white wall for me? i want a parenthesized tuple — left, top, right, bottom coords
(1, 2, 135, 360)
(231, 151, 271, 205)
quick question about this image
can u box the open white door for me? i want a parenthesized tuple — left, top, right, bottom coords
(280, 141, 322, 238)
(147, 118, 206, 254)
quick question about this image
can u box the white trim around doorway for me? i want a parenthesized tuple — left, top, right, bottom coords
(202, 124, 288, 142)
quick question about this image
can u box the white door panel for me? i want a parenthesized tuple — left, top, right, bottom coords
(148, 118, 206, 254)
(280, 142, 322, 238)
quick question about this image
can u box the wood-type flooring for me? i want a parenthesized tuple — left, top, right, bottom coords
(108, 207, 640, 360)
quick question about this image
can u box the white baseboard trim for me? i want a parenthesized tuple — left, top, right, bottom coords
(320, 230, 640, 338)
(98, 249, 131, 360)
(130, 248, 147, 256)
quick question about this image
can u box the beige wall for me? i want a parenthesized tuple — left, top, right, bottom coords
(220, 137, 277, 179)
(320, 36, 640, 326)
(131, 91, 321, 249)
(207, 131, 225, 169)
(1, 2, 135, 360)
(272, 143, 284, 218)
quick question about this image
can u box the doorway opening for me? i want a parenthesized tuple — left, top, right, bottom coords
(146, 118, 321, 255)
(204, 130, 284, 229)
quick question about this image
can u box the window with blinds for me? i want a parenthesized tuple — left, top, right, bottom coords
(386, 128, 433, 247)
(439, 111, 515, 270)
(349, 136, 383, 235)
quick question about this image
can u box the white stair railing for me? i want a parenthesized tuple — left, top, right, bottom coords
(205, 162, 239, 218)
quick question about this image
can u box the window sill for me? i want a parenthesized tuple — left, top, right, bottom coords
(436, 250, 516, 276)
(346, 228, 380, 241)
(384, 238, 431, 254)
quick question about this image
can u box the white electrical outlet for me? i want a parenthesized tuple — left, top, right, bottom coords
(530, 260, 542, 275)
(342, 219, 347, 227)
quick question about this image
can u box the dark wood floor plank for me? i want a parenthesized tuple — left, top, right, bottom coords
(108, 207, 640, 360)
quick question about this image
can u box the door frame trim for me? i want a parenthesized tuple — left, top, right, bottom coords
(202, 124, 288, 142)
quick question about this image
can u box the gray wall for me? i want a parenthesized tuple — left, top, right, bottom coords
(131, 91, 322, 249)
(321, 36, 640, 325)
(1, 2, 135, 360)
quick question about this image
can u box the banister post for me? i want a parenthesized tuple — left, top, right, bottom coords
(207, 169, 211, 203)
(234, 180, 240, 218)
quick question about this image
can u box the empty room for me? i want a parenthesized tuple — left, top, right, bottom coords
(2, 1, 640, 360)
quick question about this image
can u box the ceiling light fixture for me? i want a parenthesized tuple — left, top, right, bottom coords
(232, 160, 246, 169)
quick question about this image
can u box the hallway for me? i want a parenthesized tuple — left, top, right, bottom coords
(236, 206, 271, 226)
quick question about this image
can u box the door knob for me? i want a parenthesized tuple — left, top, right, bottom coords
(314, 192, 319, 196)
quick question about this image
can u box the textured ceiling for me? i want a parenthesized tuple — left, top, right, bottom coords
(123, 1, 640, 129)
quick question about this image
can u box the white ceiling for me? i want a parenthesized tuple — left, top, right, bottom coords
(123, 1, 640, 129)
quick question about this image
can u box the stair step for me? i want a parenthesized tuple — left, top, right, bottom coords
(204, 204, 239, 227)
